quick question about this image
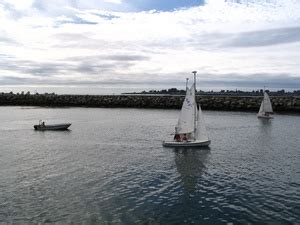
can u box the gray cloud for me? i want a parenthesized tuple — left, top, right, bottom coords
(0, 53, 149, 78)
(1, 71, 299, 90)
(0, 58, 67, 76)
(0, 36, 14, 44)
(55, 16, 98, 26)
(0, 30, 18, 45)
(229, 26, 300, 47)
(106, 55, 150, 61)
(188, 27, 300, 50)
(0, 59, 126, 77)
(0, 54, 14, 59)
(0, 2, 24, 20)
(75, 61, 134, 74)
(92, 13, 120, 20)
(197, 73, 300, 89)
(66, 54, 150, 63)
(0, 76, 29, 85)
(53, 33, 90, 41)
(66, 54, 148, 74)
(52, 33, 111, 49)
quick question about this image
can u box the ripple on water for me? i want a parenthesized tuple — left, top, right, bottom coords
(0, 108, 299, 224)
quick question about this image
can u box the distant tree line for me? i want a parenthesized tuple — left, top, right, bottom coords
(2, 89, 300, 96)
(125, 88, 300, 96)
(0, 91, 57, 96)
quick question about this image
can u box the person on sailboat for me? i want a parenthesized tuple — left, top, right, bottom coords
(182, 134, 187, 142)
(174, 134, 181, 142)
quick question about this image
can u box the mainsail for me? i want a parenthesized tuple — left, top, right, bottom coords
(175, 82, 209, 142)
(262, 92, 273, 113)
(258, 92, 273, 114)
(175, 86, 195, 134)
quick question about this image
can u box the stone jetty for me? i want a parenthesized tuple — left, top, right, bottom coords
(0, 93, 299, 113)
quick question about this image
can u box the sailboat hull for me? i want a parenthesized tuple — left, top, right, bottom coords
(257, 114, 273, 119)
(163, 140, 211, 147)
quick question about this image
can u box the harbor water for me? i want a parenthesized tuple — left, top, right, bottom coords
(0, 107, 299, 224)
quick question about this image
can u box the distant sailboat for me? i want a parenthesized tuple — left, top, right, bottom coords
(257, 90, 274, 119)
(163, 71, 211, 147)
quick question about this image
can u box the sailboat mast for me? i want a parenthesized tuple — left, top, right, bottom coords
(186, 78, 189, 91)
(192, 71, 197, 139)
(263, 86, 266, 112)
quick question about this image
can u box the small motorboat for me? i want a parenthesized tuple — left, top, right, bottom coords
(34, 121, 71, 131)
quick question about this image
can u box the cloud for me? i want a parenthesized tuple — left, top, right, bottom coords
(1, 72, 299, 91)
(106, 55, 150, 61)
(0, 35, 15, 44)
(188, 26, 300, 50)
(92, 13, 120, 20)
(199, 73, 300, 89)
(56, 15, 98, 25)
(0, 0, 300, 91)
(228, 27, 300, 47)
(0, 53, 150, 79)
(1, 0, 34, 10)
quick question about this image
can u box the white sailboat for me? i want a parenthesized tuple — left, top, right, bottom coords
(257, 90, 274, 119)
(163, 71, 211, 147)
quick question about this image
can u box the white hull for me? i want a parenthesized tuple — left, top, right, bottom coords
(257, 114, 273, 119)
(163, 140, 211, 147)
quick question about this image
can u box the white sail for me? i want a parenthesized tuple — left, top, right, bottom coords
(258, 100, 264, 115)
(262, 92, 273, 113)
(175, 86, 195, 134)
(258, 91, 273, 116)
(195, 105, 209, 142)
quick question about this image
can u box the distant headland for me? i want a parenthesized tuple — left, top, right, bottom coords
(0, 90, 299, 113)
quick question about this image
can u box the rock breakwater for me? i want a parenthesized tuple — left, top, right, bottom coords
(0, 93, 299, 113)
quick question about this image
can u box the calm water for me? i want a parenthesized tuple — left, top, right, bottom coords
(0, 107, 299, 224)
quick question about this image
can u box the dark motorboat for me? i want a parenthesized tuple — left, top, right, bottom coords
(34, 121, 71, 131)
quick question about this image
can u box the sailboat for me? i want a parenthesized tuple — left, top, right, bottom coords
(257, 90, 274, 119)
(163, 71, 211, 147)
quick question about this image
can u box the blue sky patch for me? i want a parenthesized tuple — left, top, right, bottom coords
(125, 0, 204, 11)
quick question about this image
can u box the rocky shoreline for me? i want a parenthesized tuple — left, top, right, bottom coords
(0, 93, 299, 113)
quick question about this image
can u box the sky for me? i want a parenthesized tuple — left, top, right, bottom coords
(0, 0, 300, 93)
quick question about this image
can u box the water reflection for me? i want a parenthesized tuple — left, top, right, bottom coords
(258, 118, 273, 127)
(174, 148, 210, 194)
(257, 118, 272, 144)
